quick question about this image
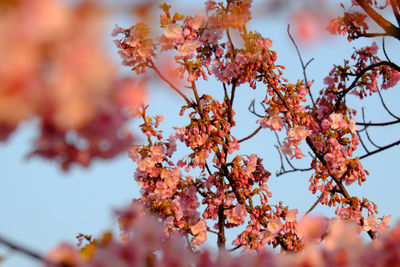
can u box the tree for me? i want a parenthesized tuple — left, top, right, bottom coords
(2, 0, 400, 266)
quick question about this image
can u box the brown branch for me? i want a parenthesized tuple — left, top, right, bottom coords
(357, 32, 392, 38)
(356, 119, 400, 126)
(359, 139, 400, 159)
(190, 81, 204, 117)
(336, 61, 400, 104)
(0, 234, 57, 266)
(356, 0, 400, 39)
(217, 204, 226, 249)
(305, 193, 326, 216)
(238, 126, 262, 143)
(149, 61, 192, 105)
(390, 0, 400, 27)
(287, 24, 315, 106)
(377, 87, 400, 119)
(227, 244, 242, 252)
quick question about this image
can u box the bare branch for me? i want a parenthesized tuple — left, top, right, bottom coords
(0, 234, 56, 266)
(336, 61, 400, 103)
(238, 126, 262, 143)
(356, 119, 400, 126)
(377, 87, 400, 119)
(287, 24, 315, 106)
(356, 0, 400, 39)
(359, 139, 400, 159)
(357, 131, 370, 153)
(390, 0, 400, 27)
(304, 194, 325, 216)
(149, 61, 192, 105)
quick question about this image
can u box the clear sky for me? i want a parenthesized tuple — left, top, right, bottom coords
(1, 1, 400, 266)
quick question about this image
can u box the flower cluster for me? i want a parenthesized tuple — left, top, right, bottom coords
(112, 0, 400, 252)
(46, 204, 400, 267)
(0, 0, 142, 170)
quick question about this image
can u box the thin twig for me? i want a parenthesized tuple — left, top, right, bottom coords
(360, 139, 400, 159)
(357, 131, 370, 153)
(377, 87, 400, 119)
(361, 108, 382, 149)
(238, 126, 262, 143)
(287, 25, 315, 107)
(382, 37, 392, 63)
(356, 119, 400, 126)
(0, 235, 55, 266)
(150, 61, 192, 105)
(304, 194, 325, 216)
(336, 61, 400, 103)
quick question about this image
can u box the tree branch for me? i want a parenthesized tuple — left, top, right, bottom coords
(238, 126, 262, 143)
(149, 61, 192, 105)
(359, 139, 400, 159)
(356, 0, 400, 39)
(336, 61, 400, 103)
(0, 234, 56, 266)
(287, 25, 315, 107)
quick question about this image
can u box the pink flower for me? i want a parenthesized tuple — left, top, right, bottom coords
(324, 219, 362, 252)
(164, 24, 183, 40)
(279, 141, 293, 157)
(226, 204, 246, 225)
(191, 13, 206, 30)
(288, 126, 312, 144)
(329, 113, 347, 130)
(348, 118, 358, 132)
(323, 76, 336, 88)
(321, 119, 330, 130)
(191, 220, 207, 236)
(296, 216, 327, 244)
(267, 219, 283, 234)
(286, 209, 298, 223)
(191, 220, 207, 247)
(47, 243, 82, 267)
(363, 214, 379, 232)
(294, 147, 305, 159)
(177, 40, 201, 58)
(258, 115, 284, 131)
(365, 42, 378, 55)
(378, 214, 391, 232)
(111, 25, 125, 37)
(382, 70, 400, 89)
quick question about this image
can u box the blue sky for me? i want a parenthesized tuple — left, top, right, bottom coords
(1, 1, 400, 266)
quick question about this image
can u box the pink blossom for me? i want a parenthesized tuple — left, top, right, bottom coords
(365, 42, 378, 55)
(177, 40, 201, 58)
(325, 219, 362, 252)
(287, 126, 312, 144)
(258, 115, 284, 131)
(323, 76, 336, 88)
(321, 119, 330, 130)
(329, 113, 347, 130)
(191, 13, 206, 30)
(191, 220, 207, 247)
(267, 219, 283, 234)
(296, 216, 327, 244)
(199, 28, 223, 44)
(348, 118, 358, 132)
(363, 214, 379, 232)
(226, 204, 246, 225)
(294, 147, 305, 159)
(279, 141, 293, 157)
(164, 23, 183, 40)
(382, 70, 400, 89)
(285, 209, 298, 223)
(47, 243, 82, 267)
(378, 215, 391, 232)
